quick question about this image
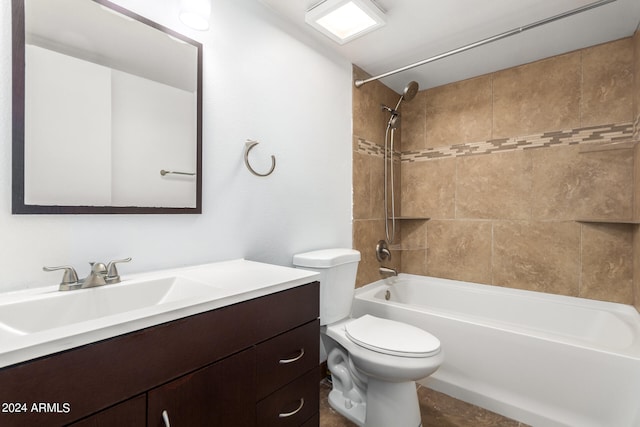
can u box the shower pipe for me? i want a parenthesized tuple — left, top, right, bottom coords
(382, 81, 418, 245)
(354, 0, 617, 88)
(384, 124, 397, 244)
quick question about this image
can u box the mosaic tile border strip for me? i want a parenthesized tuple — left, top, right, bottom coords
(400, 122, 634, 162)
(354, 138, 401, 160)
(355, 138, 384, 156)
(354, 122, 635, 161)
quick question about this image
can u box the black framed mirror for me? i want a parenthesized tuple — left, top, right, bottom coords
(12, 0, 203, 214)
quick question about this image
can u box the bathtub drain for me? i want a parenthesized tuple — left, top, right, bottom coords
(385, 290, 391, 300)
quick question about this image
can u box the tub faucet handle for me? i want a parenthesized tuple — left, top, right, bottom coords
(106, 257, 132, 284)
(43, 265, 80, 291)
(376, 240, 391, 262)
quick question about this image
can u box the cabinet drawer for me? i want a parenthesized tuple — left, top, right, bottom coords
(256, 319, 319, 400)
(256, 367, 320, 427)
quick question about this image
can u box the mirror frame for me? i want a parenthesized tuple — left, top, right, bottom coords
(12, 0, 203, 214)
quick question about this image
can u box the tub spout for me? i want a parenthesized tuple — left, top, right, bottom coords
(379, 266, 397, 277)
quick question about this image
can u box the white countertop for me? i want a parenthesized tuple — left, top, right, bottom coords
(0, 259, 319, 369)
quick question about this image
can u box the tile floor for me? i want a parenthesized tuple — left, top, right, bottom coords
(319, 379, 530, 427)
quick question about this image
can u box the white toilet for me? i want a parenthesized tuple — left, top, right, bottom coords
(293, 248, 443, 427)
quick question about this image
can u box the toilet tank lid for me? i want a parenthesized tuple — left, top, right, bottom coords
(293, 248, 361, 268)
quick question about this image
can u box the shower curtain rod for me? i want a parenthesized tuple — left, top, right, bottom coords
(354, 0, 617, 88)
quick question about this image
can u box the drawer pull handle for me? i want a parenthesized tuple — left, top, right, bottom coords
(162, 410, 171, 427)
(279, 348, 305, 364)
(278, 398, 305, 418)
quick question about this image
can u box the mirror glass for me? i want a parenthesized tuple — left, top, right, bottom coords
(12, 0, 202, 214)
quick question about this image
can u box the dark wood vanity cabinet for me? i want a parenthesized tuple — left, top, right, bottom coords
(0, 282, 320, 427)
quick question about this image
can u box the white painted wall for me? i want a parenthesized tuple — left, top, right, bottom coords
(0, 0, 353, 292)
(25, 44, 112, 206)
(111, 69, 197, 208)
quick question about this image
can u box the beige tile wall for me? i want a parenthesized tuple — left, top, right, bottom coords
(352, 66, 402, 287)
(493, 53, 582, 138)
(531, 145, 634, 221)
(353, 35, 640, 307)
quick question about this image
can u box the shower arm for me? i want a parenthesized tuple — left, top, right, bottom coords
(393, 96, 403, 112)
(354, 0, 616, 88)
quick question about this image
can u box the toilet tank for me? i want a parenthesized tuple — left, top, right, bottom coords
(293, 249, 361, 326)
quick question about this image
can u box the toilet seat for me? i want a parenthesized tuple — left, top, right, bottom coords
(345, 315, 440, 358)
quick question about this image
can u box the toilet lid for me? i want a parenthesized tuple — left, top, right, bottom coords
(345, 315, 440, 358)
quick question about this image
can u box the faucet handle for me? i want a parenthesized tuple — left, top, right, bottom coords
(106, 257, 132, 284)
(43, 265, 79, 291)
(376, 240, 392, 262)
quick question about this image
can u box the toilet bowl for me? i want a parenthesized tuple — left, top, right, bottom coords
(325, 316, 443, 427)
(328, 315, 442, 381)
(293, 248, 443, 427)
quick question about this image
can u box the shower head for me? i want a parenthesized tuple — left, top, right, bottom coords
(394, 81, 419, 110)
(402, 81, 419, 102)
(383, 81, 420, 130)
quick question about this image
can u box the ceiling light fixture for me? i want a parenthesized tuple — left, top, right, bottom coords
(305, 0, 386, 45)
(179, 0, 211, 31)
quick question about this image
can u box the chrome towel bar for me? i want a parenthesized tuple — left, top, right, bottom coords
(160, 169, 196, 176)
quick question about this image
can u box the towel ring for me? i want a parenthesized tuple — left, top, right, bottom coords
(244, 140, 276, 177)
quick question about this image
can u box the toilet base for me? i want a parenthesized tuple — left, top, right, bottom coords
(328, 388, 366, 426)
(328, 378, 422, 427)
(366, 378, 422, 427)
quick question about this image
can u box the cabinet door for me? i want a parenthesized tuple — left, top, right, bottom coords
(67, 395, 146, 427)
(148, 348, 255, 427)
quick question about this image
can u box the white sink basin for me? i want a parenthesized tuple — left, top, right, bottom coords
(0, 276, 223, 335)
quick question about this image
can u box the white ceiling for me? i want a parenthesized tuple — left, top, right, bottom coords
(258, 0, 640, 93)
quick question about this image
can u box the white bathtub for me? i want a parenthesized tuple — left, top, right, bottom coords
(352, 274, 640, 427)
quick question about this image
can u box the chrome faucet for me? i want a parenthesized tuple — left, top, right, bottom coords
(44, 258, 131, 291)
(82, 262, 108, 288)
